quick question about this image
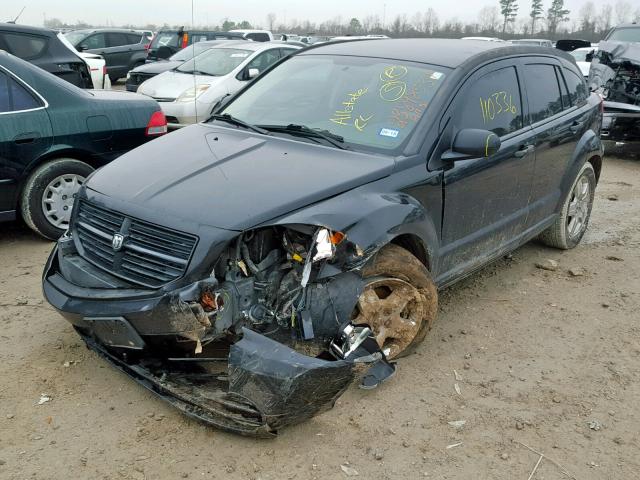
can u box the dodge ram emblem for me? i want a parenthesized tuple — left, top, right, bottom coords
(111, 233, 125, 251)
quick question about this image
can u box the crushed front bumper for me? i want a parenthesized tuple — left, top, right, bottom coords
(79, 328, 356, 437)
(602, 101, 640, 144)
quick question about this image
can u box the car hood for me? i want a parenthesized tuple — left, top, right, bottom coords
(138, 70, 224, 99)
(86, 124, 395, 231)
(132, 61, 183, 75)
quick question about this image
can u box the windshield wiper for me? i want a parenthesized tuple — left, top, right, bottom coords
(258, 124, 349, 150)
(209, 114, 269, 135)
(177, 69, 211, 75)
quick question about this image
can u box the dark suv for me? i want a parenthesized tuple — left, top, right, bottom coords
(146, 29, 244, 61)
(0, 23, 92, 88)
(43, 39, 603, 436)
(65, 29, 150, 82)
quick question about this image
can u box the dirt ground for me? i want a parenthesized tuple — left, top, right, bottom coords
(1, 155, 638, 480)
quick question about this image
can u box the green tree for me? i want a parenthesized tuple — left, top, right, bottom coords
(349, 17, 362, 34)
(500, 0, 519, 35)
(221, 19, 236, 31)
(530, 0, 544, 34)
(547, 0, 570, 34)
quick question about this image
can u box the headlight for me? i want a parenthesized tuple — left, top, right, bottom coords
(126, 72, 131, 79)
(176, 84, 211, 102)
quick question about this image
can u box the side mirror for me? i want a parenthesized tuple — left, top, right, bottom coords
(247, 68, 260, 79)
(78, 44, 89, 52)
(442, 128, 501, 161)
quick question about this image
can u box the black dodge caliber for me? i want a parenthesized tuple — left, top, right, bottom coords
(43, 39, 604, 436)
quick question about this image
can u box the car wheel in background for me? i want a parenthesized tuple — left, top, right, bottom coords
(20, 158, 94, 240)
(352, 244, 438, 359)
(538, 162, 596, 250)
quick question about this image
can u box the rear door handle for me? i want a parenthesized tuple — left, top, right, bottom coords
(514, 145, 534, 158)
(570, 121, 585, 133)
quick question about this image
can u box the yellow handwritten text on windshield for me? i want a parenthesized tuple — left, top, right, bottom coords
(330, 88, 369, 126)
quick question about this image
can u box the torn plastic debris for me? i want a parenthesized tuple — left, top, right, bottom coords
(76, 326, 391, 437)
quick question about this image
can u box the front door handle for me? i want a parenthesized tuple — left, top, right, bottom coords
(514, 145, 534, 158)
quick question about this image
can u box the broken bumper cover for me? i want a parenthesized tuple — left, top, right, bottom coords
(79, 328, 355, 437)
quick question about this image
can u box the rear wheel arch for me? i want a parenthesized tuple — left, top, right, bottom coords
(588, 154, 602, 183)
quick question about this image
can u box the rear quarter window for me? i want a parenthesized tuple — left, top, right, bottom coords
(457, 66, 524, 137)
(0, 70, 42, 112)
(2, 33, 48, 60)
(563, 67, 588, 106)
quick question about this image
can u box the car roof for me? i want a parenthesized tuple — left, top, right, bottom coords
(0, 22, 56, 37)
(215, 41, 297, 52)
(300, 38, 571, 69)
(67, 28, 143, 35)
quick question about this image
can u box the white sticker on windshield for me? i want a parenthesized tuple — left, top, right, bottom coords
(430, 72, 444, 80)
(379, 128, 399, 138)
(230, 53, 249, 58)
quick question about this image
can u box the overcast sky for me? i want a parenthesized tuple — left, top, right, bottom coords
(9, 0, 599, 28)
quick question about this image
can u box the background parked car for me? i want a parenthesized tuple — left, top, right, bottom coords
(57, 32, 111, 89)
(570, 46, 598, 77)
(65, 28, 150, 82)
(0, 51, 166, 239)
(510, 39, 553, 47)
(0, 23, 92, 88)
(137, 42, 300, 127)
(229, 29, 274, 41)
(146, 29, 245, 61)
(125, 39, 247, 92)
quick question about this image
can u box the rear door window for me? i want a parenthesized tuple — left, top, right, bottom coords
(3, 33, 48, 60)
(523, 64, 564, 123)
(107, 32, 130, 47)
(457, 66, 524, 137)
(126, 33, 143, 44)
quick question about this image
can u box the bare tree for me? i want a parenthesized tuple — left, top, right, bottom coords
(422, 8, 439, 35)
(478, 6, 501, 32)
(579, 1, 596, 34)
(266, 12, 276, 31)
(547, 0, 570, 35)
(598, 4, 613, 33)
(614, 1, 632, 24)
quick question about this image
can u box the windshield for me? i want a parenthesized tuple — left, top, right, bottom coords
(607, 28, 640, 42)
(151, 31, 181, 49)
(170, 42, 213, 61)
(64, 31, 88, 46)
(177, 48, 251, 76)
(220, 55, 449, 153)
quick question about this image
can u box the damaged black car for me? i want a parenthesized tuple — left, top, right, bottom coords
(588, 23, 640, 144)
(43, 39, 604, 437)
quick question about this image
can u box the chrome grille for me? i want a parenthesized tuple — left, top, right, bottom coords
(74, 201, 198, 288)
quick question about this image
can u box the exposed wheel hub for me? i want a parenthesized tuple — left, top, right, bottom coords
(352, 277, 426, 359)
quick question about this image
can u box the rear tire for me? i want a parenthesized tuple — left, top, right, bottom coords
(20, 158, 93, 240)
(538, 162, 596, 250)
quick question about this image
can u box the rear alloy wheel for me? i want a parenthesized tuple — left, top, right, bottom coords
(539, 162, 596, 250)
(20, 158, 93, 240)
(352, 244, 438, 359)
